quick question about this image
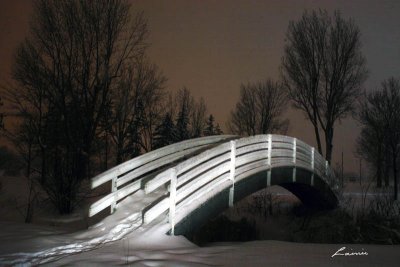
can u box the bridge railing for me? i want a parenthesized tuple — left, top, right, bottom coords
(88, 135, 237, 217)
(142, 134, 338, 234)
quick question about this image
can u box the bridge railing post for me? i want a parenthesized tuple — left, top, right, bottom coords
(292, 138, 297, 182)
(267, 134, 272, 186)
(311, 147, 315, 186)
(169, 168, 177, 235)
(228, 140, 236, 207)
(325, 160, 328, 176)
(111, 177, 117, 213)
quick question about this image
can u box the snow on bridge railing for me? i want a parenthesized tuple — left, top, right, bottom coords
(88, 135, 237, 217)
(142, 134, 338, 234)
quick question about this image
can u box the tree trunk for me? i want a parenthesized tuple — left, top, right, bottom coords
(40, 147, 46, 185)
(116, 144, 123, 165)
(376, 160, 382, 188)
(25, 142, 34, 223)
(116, 133, 124, 165)
(104, 131, 108, 170)
(393, 150, 398, 200)
(325, 126, 334, 164)
(25, 180, 34, 223)
(376, 147, 383, 188)
(313, 122, 323, 155)
(383, 152, 389, 187)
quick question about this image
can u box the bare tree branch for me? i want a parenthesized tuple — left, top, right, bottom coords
(229, 79, 288, 136)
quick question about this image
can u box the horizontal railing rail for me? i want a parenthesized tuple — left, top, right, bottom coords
(142, 134, 338, 234)
(88, 135, 237, 217)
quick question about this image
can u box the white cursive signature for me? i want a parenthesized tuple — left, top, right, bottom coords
(331, 247, 368, 257)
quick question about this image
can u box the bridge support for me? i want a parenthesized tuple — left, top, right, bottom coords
(228, 140, 236, 207)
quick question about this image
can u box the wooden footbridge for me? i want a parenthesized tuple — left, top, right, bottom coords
(89, 134, 339, 235)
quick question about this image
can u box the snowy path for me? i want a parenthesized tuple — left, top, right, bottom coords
(0, 188, 169, 266)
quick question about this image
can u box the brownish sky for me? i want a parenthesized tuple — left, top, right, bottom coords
(1, 0, 400, 175)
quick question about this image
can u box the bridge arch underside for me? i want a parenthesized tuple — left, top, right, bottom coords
(172, 166, 338, 236)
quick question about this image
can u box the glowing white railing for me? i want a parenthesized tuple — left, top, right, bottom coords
(88, 135, 237, 217)
(142, 134, 337, 234)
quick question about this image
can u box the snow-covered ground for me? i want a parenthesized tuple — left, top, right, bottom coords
(1, 218, 399, 266)
(48, 238, 400, 266)
(0, 174, 399, 266)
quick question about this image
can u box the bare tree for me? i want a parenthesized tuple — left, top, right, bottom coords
(357, 78, 400, 199)
(357, 87, 391, 188)
(190, 97, 207, 138)
(8, 0, 147, 214)
(109, 57, 166, 164)
(381, 78, 400, 200)
(0, 106, 41, 222)
(229, 79, 288, 136)
(13, 120, 39, 223)
(134, 58, 167, 152)
(282, 9, 368, 163)
(175, 87, 194, 141)
(356, 126, 386, 188)
(109, 65, 137, 165)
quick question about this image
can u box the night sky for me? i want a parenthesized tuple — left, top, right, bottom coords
(1, 0, 400, 174)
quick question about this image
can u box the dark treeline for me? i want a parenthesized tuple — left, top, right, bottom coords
(357, 78, 400, 199)
(0, 0, 223, 215)
(153, 87, 223, 151)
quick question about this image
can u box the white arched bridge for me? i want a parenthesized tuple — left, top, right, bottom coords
(89, 134, 339, 235)
(0, 134, 340, 265)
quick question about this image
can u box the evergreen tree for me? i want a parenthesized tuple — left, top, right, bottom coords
(204, 114, 216, 136)
(204, 114, 223, 136)
(215, 123, 223, 135)
(153, 113, 177, 149)
(175, 88, 191, 141)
